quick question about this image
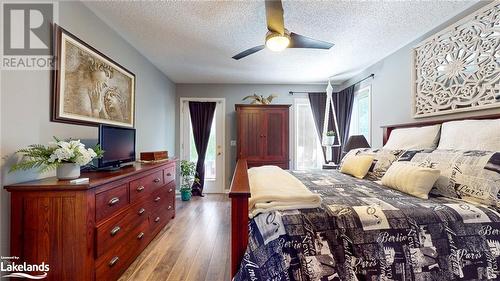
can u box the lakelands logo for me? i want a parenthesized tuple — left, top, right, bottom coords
(1, 256, 49, 279)
(1, 2, 57, 70)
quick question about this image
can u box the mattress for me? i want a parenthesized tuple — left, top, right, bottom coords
(234, 169, 500, 281)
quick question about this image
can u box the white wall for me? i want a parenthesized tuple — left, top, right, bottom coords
(176, 84, 327, 188)
(339, 1, 498, 148)
(0, 1, 176, 260)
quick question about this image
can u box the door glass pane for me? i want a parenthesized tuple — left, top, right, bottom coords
(295, 100, 323, 170)
(189, 110, 217, 180)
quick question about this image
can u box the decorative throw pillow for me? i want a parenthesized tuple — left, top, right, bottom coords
(381, 162, 441, 199)
(341, 148, 409, 181)
(340, 154, 374, 179)
(398, 149, 500, 206)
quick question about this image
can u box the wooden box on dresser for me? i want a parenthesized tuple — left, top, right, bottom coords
(235, 104, 290, 169)
(4, 160, 177, 281)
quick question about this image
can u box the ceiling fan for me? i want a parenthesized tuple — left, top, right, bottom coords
(232, 0, 334, 60)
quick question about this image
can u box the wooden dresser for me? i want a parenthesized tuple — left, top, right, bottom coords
(236, 104, 290, 169)
(4, 160, 177, 281)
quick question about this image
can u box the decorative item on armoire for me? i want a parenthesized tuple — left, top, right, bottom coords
(242, 94, 278, 104)
(52, 24, 136, 127)
(412, 2, 499, 118)
(9, 138, 103, 180)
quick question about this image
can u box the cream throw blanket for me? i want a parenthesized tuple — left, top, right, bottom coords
(248, 165, 322, 218)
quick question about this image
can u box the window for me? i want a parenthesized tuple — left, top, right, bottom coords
(349, 85, 371, 144)
(294, 98, 324, 170)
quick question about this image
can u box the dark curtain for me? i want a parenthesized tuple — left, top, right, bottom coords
(308, 92, 334, 163)
(189, 101, 216, 197)
(332, 85, 355, 164)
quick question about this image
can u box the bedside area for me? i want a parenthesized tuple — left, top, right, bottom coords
(4, 160, 177, 281)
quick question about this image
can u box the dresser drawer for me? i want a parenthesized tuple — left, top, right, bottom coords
(163, 165, 176, 184)
(96, 219, 150, 281)
(150, 207, 172, 235)
(149, 186, 175, 212)
(96, 184, 129, 223)
(95, 202, 150, 257)
(130, 170, 164, 203)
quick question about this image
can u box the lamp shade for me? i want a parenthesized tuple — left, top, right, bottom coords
(343, 135, 370, 153)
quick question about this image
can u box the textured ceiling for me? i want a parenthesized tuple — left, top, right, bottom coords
(84, 0, 478, 84)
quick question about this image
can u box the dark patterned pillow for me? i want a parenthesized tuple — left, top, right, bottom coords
(398, 149, 500, 206)
(341, 148, 408, 181)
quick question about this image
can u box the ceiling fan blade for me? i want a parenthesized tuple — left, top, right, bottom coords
(289, 32, 334, 49)
(265, 0, 285, 34)
(232, 45, 265, 60)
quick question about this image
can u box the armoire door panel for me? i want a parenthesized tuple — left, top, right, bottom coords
(238, 109, 262, 160)
(263, 111, 287, 161)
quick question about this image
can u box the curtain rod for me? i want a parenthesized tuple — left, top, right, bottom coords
(288, 73, 375, 95)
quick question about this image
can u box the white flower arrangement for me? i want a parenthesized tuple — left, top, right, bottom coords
(48, 140, 99, 166)
(10, 137, 103, 173)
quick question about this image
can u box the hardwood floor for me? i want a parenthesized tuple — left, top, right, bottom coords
(118, 194, 231, 281)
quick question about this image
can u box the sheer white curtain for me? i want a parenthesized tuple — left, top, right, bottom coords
(294, 98, 323, 170)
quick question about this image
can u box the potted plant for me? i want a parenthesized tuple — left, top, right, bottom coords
(180, 160, 198, 201)
(323, 130, 336, 146)
(9, 137, 103, 180)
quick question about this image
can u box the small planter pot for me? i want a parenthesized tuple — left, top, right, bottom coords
(57, 163, 81, 180)
(181, 190, 192, 201)
(323, 136, 335, 147)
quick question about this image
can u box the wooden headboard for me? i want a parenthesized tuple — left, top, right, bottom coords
(381, 113, 500, 145)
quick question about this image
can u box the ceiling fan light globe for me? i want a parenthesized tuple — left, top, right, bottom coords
(265, 33, 290, 52)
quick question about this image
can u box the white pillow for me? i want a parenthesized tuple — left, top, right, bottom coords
(438, 119, 500, 151)
(381, 162, 440, 199)
(383, 125, 441, 150)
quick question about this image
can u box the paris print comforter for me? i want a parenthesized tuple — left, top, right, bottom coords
(234, 170, 500, 281)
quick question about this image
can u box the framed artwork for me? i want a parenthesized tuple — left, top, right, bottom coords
(412, 2, 499, 118)
(52, 24, 135, 127)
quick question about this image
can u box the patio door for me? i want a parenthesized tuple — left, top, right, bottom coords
(180, 98, 225, 193)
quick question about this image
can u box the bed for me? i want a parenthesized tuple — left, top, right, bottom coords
(229, 114, 500, 280)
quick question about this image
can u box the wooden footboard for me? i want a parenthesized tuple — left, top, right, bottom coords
(229, 159, 251, 277)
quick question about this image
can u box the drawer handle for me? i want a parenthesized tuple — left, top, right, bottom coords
(168, 188, 173, 193)
(137, 232, 145, 240)
(167, 173, 172, 177)
(154, 216, 160, 223)
(136, 185, 145, 192)
(108, 197, 120, 206)
(138, 208, 145, 215)
(153, 178, 161, 183)
(110, 226, 121, 236)
(154, 196, 161, 202)
(168, 205, 172, 210)
(109, 256, 119, 267)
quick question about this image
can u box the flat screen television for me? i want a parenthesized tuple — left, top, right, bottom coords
(98, 125, 136, 169)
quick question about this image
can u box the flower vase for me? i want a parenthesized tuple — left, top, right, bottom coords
(57, 163, 81, 180)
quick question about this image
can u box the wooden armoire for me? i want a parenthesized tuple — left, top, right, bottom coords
(236, 104, 290, 169)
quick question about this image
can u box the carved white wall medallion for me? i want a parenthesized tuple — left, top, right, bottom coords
(412, 2, 499, 118)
